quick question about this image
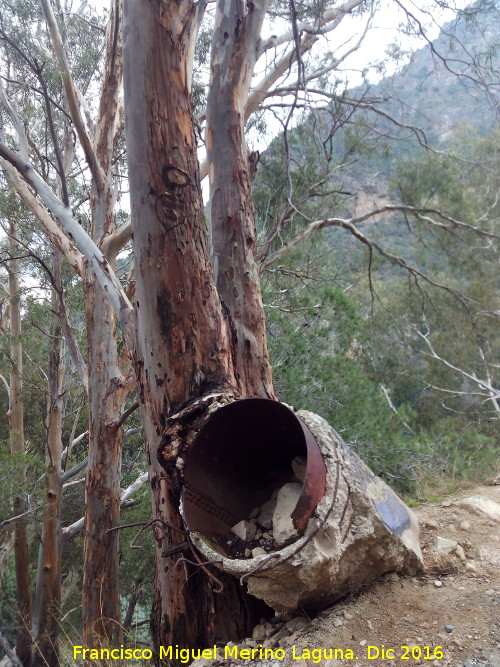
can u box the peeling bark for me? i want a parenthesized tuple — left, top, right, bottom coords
(207, 0, 275, 399)
(123, 0, 268, 656)
(81, 292, 126, 645)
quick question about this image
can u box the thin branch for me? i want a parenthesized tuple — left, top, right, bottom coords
(0, 631, 23, 667)
(39, 0, 106, 192)
(418, 331, 499, 412)
(0, 373, 10, 403)
(60, 457, 88, 483)
(257, 0, 366, 56)
(61, 469, 148, 539)
(0, 141, 134, 331)
(114, 400, 139, 430)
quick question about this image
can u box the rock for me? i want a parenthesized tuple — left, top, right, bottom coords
(465, 562, 477, 573)
(445, 624, 454, 633)
(343, 612, 354, 620)
(257, 498, 277, 529)
(291, 455, 307, 482)
(333, 617, 343, 627)
(252, 624, 267, 641)
(434, 536, 458, 553)
(367, 619, 374, 630)
(272, 482, 302, 545)
(457, 496, 500, 522)
(286, 616, 309, 633)
(251, 547, 267, 557)
(232, 520, 256, 542)
(425, 519, 439, 529)
(249, 507, 260, 519)
(454, 544, 466, 560)
(270, 626, 291, 642)
(434, 580, 443, 588)
(459, 520, 471, 531)
(244, 548, 252, 558)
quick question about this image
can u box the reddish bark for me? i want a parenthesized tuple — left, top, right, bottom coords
(206, 0, 275, 400)
(82, 279, 127, 647)
(122, 0, 270, 656)
(81, 0, 129, 647)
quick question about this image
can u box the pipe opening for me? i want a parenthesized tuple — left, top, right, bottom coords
(181, 399, 327, 556)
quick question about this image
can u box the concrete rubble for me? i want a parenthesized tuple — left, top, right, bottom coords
(188, 408, 425, 612)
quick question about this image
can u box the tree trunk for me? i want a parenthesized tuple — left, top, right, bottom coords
(81, 0, 128, 646)
(82, 276, 127, 646)
(122, 1, 270, 657)
(7, 221, 33, 667)
(32, 251, 64, 667)
(206, 0, 275, 399)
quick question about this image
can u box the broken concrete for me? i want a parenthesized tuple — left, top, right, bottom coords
(188, 407, 424, 612)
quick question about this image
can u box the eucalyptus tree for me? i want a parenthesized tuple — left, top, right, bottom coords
(0, 0, 130, 657)
(0, 0, 498, 662)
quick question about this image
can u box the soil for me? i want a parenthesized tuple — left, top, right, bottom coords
(194, 484, 500, 667)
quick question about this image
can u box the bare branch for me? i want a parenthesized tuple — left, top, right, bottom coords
(418, 331, 499, 413)
(39, 0, 106, 192)
(0, 142, 134, 332)
(61, 457, 88, 483)
(101, 219, 132, 261)
(61, 469, 148, 539)
(257, 0, 366, 56)
(0, 373, 10, 403)
(0, 631, 23, 667)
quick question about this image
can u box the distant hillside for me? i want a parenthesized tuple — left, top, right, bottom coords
(324, 4, 499, 265)
(255, 3, 500, 272)
(361, 4, 500, 145)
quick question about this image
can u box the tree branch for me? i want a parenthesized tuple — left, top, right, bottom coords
(418, 331, 499, 413)
(39, 0, 106, 192)
(61, 470, 147, 539)
(257, 0, 366, 56)
(0, 142, 134, 333)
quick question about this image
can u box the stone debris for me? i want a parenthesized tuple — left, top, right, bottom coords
(252, 546, 267, 558)
(457, 496, 500, 522)
(231, 520, 257, 542)
(434, 536, 459, 553)
(273, 483, 302, 545)
(223, 458, 306, 558)
(257, 498, 277, 530)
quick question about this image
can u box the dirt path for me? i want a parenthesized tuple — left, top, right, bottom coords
(194, 485, 500, 667)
